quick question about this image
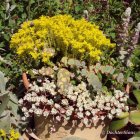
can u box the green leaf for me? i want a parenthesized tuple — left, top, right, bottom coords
(117, 73, 124, 83)
(104, 65, 113, 74)
(0, 71, 6, 93)
(87, 73, 102, 90)
(135, 73, 140, 81)
(109, 117, 129, 131)
(130, 110, 140, 125)
(94, 63, 101, 73)
(9, 93, 18, 104)
(133, 131, 140, 137)
(116, 112, 129, 119)
(8, 94, 19, 116)
(3, 34, 10, 41)
(61, 57, 68, 66)
(9, 5, 16, 12)
(128, 98, 136, 105)
(0, 93, 9, 116)
(129, 137, 140, 140)
(0, 111, 10, 132)
(133, 90, 140, 104)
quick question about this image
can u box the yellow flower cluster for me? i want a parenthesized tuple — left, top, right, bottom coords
(10, 15, 115, 66)
(0, 129, 20, 140)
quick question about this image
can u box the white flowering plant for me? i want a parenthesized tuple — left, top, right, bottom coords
(19, 61, 129, 130)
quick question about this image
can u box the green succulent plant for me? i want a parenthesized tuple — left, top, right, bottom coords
(60, 57, 133, 92)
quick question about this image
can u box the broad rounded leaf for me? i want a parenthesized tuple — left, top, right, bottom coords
(109, 118, 129, 131)
(133, 90, 140, 104)
(130, 110, 140, 125)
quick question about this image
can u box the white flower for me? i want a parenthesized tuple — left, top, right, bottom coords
(50, 90, 56, 96)
(119, 92, 124, 98)
(77, 112, 84, 119)
(83, 118, 88, 126)
(43, 110, 49, 117)
(108, 113, 113, 119)
(36, 97, 41, 102)
(106, 103, 111, 107)
(68, 106, 74, 111)
(92, 102, 97, 107)
(50, 127, 56, 132)
(24, 112, 30, 117)
(104, 106, 111, 111)
(60, 108, 66, 114)
(79, 107, 83, 112)
(110, 97, 116, 103)
(32, 69, 38, 75)
(116, 103, 122, 109)
(22, 107, 27, 112)
(115, 93, 120, 99)
(137, 22, 140, 31)
(39, 87, 44, 92)
(105, 96, 111, 102)
(85, 111, 91, 116)
(48, 99, 54, 105)
(35, 102, 40, 106)
(32, 104, 36, 109)
(123, 97, 128, 102)
(91, 109, 97, 115)
(114, 100, 119, 106)
(66, 110, 72, 116)
(29, 109, 33, 113)
(40, 96, 47, 103)
(116, 109, 122, 114)
(37, 78, 42, 83)
(100, 116, 105, 120)
(92, 115, 98, 121)
(98, 98, 105, 104)
(51, 108, 58, 115)
(31, 97, 36, 102)
(124, 7, 131, 17)
(70, 96, 77, 101)
(35, 109, 43, 115)
(65, 116, 70, 121)
(124, 106, 129, 111)
(120, 103, 125, 108)
(53, 66, 58, 71)
(54, 103, 61, 109)
(111, 108, 116, 115)
(77, 102, 83, 108)
(21, 116, 26, 121)
(18, 99, 23, 104)
(97, 103, 104, 110)
(26, 96, 32, 102)
(61, 99, 69, 106)
(56, 116, 61, 121)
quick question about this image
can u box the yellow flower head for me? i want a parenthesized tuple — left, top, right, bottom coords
(10, 129, 20, 140)
(0, 129, 6, 137)
(10, 15, 115, 67)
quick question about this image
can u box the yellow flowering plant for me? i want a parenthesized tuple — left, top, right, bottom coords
(10, 15, 115, 69)
(0, 129, 20, 140)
